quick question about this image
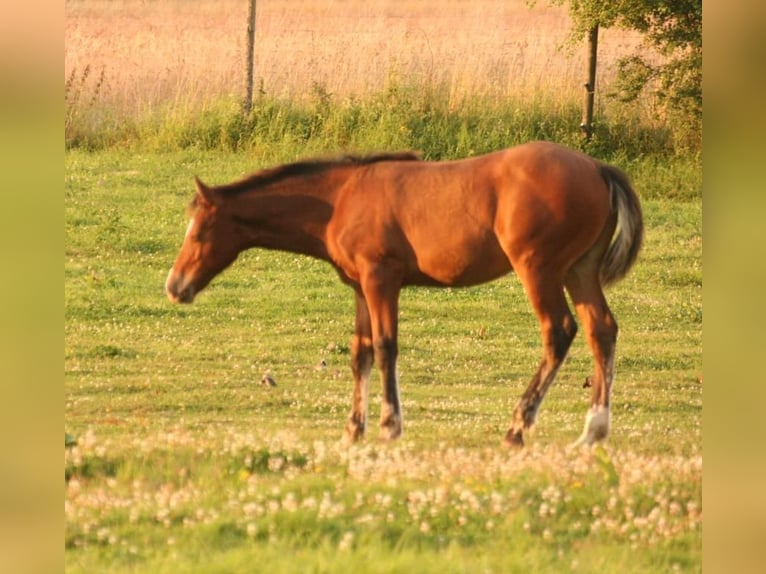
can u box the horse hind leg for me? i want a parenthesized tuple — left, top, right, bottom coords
(505, 271, 578, 447)
(565, 266, 618, 447)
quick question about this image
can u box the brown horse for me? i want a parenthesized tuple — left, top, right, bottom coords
(166, 141, 643, 447)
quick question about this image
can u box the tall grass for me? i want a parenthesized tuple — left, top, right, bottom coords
(65, 0, 698, 158)
(65, 78, 695, 166)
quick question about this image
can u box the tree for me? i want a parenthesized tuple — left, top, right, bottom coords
(543, 0, 702, 146)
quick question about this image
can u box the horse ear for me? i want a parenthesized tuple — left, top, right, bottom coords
(194, 176, 219, 206)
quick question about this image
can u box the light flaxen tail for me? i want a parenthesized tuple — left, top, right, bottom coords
(598, 164, 644, 286)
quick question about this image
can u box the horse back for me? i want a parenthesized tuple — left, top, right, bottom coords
(327, 142, 612, 287)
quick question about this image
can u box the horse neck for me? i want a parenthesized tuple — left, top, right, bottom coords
(230, 171, 344, 260)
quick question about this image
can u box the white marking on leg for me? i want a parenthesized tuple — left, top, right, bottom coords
(359, 371, 370, 429)
(573, 405, 610, 447)
(366, 375, 372, 412)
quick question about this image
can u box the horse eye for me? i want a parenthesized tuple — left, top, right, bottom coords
(187, 225, 206, 243)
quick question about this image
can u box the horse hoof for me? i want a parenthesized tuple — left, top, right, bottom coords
(343, 421, 365, 445)
(503, 429, 524, 448)
(379, 416, 402, 441)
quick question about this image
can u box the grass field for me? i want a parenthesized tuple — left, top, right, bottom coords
(65, 149, 701, 573)
(65, 1, 701, 572)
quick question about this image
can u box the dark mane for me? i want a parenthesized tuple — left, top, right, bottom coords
(215, 152, 421, 196)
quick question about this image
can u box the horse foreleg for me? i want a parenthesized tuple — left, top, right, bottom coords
(360, 268, 403, 441)
(505, 276, 577, 447)
(374, 336, 401, 439)
(344, 291, 374, 444)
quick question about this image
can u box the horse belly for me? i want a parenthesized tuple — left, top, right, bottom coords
(405, 231, 512, 287)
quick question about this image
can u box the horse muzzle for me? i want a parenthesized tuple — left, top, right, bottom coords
(165, 271, 196, 304)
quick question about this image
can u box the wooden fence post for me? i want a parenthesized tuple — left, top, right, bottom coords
(580, 25, 598, 140)
(244, 0, 257, 115)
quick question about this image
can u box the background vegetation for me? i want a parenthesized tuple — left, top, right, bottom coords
(65, 1, 701, 571)
(65, 0, 701, 160)
(547, 0, 702, 151)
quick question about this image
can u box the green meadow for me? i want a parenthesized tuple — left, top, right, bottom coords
(65, 135, 701, 573)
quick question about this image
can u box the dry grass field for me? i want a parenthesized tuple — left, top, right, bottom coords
(65, 0, 645, 114)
